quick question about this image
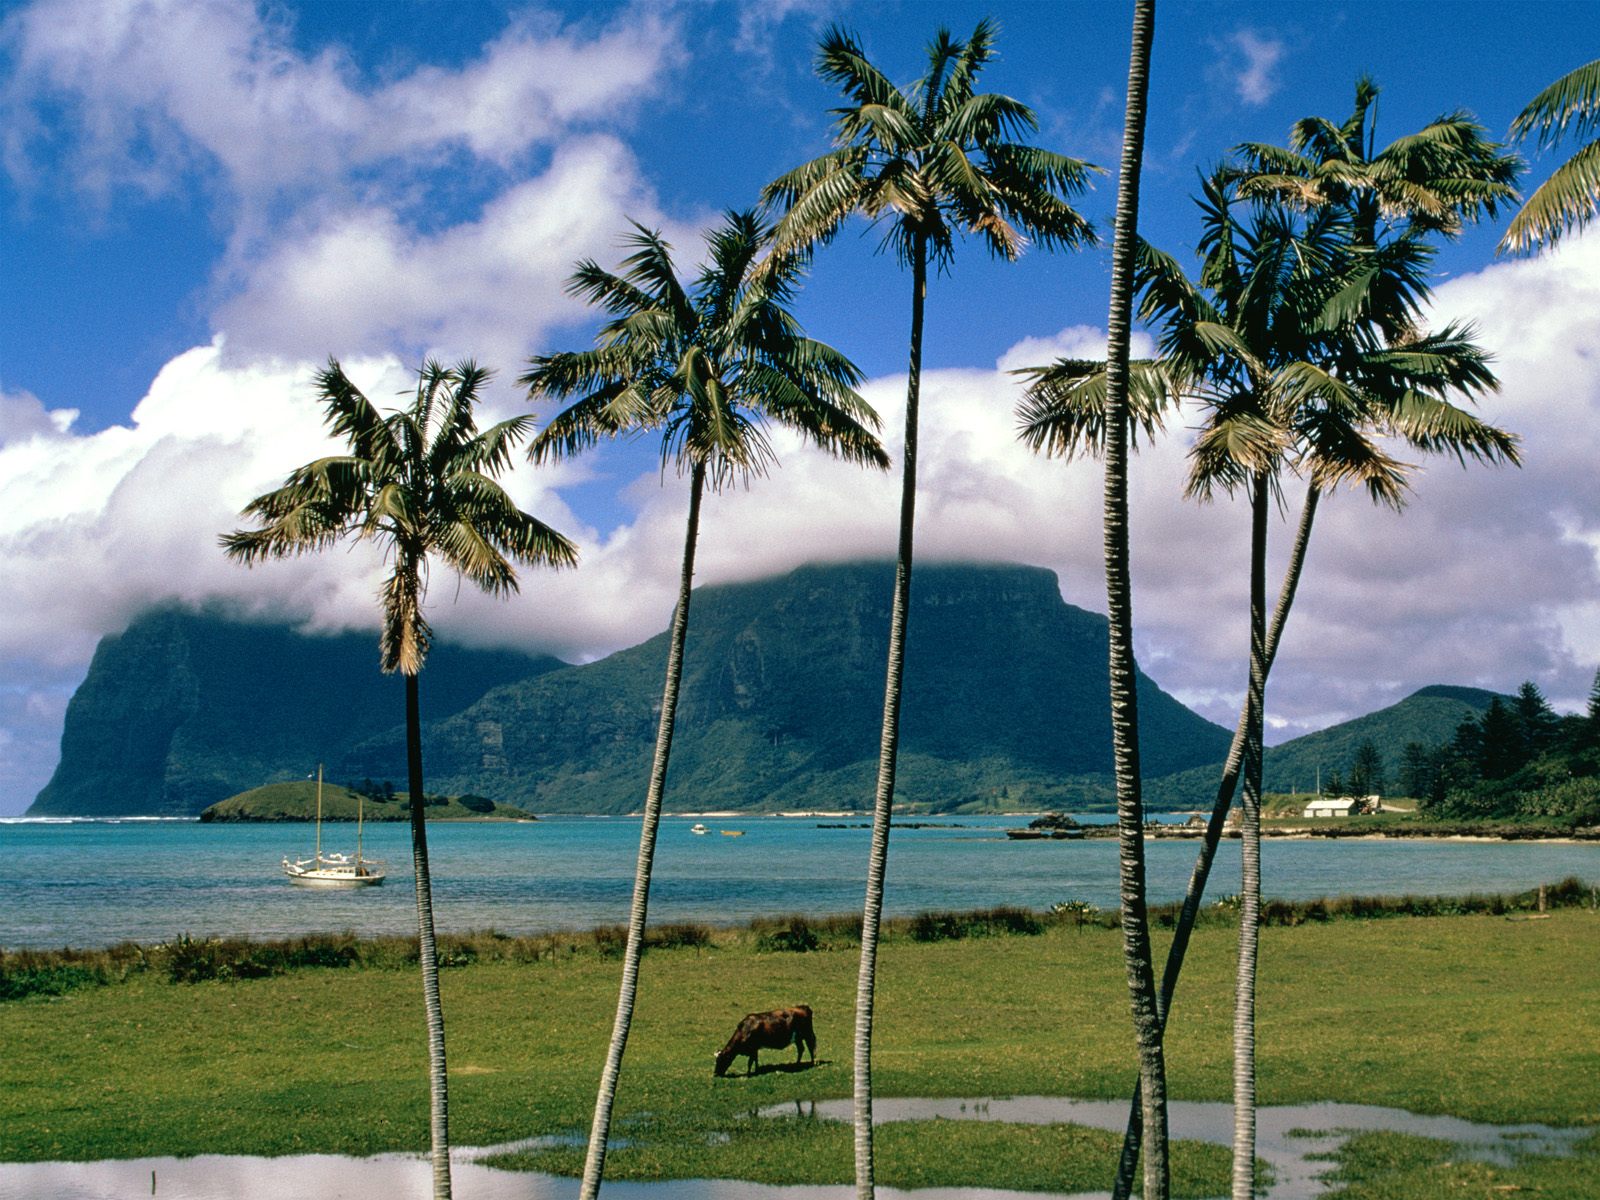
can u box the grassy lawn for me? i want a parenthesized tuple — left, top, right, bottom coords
(3, 908, 1596, 1194)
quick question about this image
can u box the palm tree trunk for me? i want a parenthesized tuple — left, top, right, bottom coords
(1110, 485, 1319, 1200)
(1233, 470, 1270, 1200)
(1099, 4, 1166, 1198)
(405, 670, 452, 1200)
(854, 231, 927, 1200)
(580, 461, 706, 1200)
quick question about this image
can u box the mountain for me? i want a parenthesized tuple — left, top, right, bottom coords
(28, 609, 563, 816)
(1145, 684, 1508, 805)
(343, 561, 1235, 812)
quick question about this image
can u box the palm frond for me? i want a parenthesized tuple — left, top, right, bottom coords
(1499, 138, 1600, 252)
(1510, 59, 1600, 149)
(1382, 391, 1521, 465)
(1015, 359, 1177, 459)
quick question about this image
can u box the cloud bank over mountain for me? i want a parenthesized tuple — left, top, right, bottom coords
(2, 0, 1595, 811)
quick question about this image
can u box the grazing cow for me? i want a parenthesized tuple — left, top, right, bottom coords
(713, 1004, 816, 1077)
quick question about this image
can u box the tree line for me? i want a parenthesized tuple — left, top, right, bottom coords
(221, 6, 1599, 1199)
(1396, 673, 1600, 823)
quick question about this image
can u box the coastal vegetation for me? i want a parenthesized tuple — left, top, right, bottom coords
(198, 780, 534, 822)
(4, 896, 1596, 1199)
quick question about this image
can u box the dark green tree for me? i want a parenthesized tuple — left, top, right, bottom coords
(1515, 681, 1561, 757)
(1348, 739, 1386, 795)
(1398, 741, 1434, 799)
(1478, 698, 1525, 780)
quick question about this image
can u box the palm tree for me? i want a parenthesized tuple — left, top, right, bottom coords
(761, 23, 1096, 1195)
(1024, 179, 1517, 1199)
(1236, 75, 1520, 246)
(1145, 181, 1512, 1200)
(1083, 85, 1523, 1197)
(1502, 59, 1600, 252)
(222, 360, 577, 1200)
(1095, 3, 1169, 1198)
(521, 210, 886, 1200)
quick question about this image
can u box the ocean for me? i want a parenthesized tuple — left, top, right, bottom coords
(4, 814, 1597, 950)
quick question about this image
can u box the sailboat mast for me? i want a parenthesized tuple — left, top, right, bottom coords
(356, 787, 364, 871)
(315, 763, 323, 862)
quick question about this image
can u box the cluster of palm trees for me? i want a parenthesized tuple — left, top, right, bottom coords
(222, 7, 1596, 1197)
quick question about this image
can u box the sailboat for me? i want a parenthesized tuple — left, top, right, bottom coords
(282, 765, 386, 887)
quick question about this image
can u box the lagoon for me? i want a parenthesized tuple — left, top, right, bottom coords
(3, 814, 1597, 950)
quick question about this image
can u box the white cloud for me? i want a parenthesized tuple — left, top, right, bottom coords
(8, 236, 1598, 808)
(2, 0, 678, 203)
(213, 135, 690, 370)
(0, 387, 77, 444)
(1217, 30, 1286, 108)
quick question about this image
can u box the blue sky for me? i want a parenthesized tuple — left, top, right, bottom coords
(2, 0, 1598, 814)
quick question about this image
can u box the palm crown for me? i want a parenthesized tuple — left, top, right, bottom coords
(762, 18, 1098, 267)
(522, 210, 887, 483)
(1149, 177, 1515, 502)
(1020, 171, 1518, 500)
(1235, 75, 1521, 244)
(222, 359, 577, 675)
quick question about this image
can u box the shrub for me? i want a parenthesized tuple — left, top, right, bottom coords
(458, 794, 497, 814)
(755, 918, 820, 953)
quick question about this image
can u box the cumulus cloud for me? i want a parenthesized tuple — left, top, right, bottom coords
(213, 135, 689, 370)
(0, 386, 77, 443)
(1214, 30, 1286, 108)
(2, 0, 677, 203)
(6, 237, 1599, 810)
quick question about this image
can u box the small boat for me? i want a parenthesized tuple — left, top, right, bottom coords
(720, 829, 745, 838)
(283, 765, 386, 887)
(690, 823, 709, 836)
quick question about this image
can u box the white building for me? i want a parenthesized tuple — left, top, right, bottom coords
(1302, 795, 1379, 818)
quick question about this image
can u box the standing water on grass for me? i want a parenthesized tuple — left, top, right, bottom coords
(3, 814, 1597, 948)
(2, 1097, 1586, 1199)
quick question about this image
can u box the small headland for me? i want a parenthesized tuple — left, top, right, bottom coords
(198, 780, 535, 823)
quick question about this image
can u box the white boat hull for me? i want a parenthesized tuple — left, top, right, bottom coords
(283, 855, 386, 887)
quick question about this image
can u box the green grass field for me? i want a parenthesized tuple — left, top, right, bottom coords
(4, 906, 1597, 1194)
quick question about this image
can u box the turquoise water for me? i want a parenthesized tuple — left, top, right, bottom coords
(3, 815, 1597, 949)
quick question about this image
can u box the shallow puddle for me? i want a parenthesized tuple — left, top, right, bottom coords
(2, 1097, 1583, 1200)
(758, 1096, 1587, 1199)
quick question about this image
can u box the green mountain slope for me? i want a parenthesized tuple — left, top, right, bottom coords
(345, 562, 1235, 812)
(1145, 684, 1507, 805)
(29, 609, 563, 816)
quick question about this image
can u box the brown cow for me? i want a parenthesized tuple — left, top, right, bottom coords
(713, 1004, 816, 1077)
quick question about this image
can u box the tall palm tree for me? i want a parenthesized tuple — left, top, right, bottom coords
(1501, 59, 1600, 252)
(761, 23, 1095, 1195)
(1085, 85, 1524, 1197)
(1024, 181, 1516, 1199)
(1095, 3, 1168, 1198)
(1145, 182, 1511, 1200)
(222, 360, 577, 1200)
(521, 210, 886, 1200)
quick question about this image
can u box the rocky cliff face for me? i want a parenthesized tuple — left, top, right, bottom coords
(28, 609, 561, 816)
(345, 562, 1234, 812)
